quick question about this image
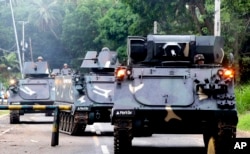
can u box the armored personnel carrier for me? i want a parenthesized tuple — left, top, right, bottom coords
(111, 35, 238, 154)
(54, 47, 119, 135)
(8, 61, 55, 124)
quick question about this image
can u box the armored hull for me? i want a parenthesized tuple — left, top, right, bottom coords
(55, 48, 119, 135)
(8, 61, 55, 123)
(111, 35, 238, 154)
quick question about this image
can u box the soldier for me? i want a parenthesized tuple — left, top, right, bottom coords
(61, 63, 72, 75)
(194, 54, 205, 65)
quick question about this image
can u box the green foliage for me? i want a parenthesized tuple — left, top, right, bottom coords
(62, 0, 112, 67)
(239, 56, 250, 83)
(94, 2, 140, 61)
(0, 0, 249, 82)
(28, 0, 64, 39)
(0, 2, 15, 51)
(0, 52, 20, 87)
(235, 84, 250, 114)
(237, 114, 250, 131)
(0, 110, 9, 116)
(121, 0, 213, 35)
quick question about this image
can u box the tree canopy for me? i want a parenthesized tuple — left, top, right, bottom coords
(0, 0, 249, 83)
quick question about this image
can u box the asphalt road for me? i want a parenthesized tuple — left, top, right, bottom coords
(0, 113, 249, 154)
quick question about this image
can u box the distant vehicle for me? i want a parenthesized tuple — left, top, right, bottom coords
(54, 47, 119, 135)
(111, 34, 238, 154)
(8, 61, 56, 123)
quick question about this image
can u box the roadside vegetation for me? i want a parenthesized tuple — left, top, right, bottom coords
(235, 83, 250, 131)
(0, 110, 9, 116)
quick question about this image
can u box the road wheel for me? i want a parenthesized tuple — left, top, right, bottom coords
(114, 129, 132, 154)
(62, 113, 67, 131)
(60, 112, 66, 131)
(70, 112, 87, 135)
(203, 128, 214, 149)
(65, 114, 70, 132)
(114, 119, 133, 154)
(10, 110, 20, 124)
(68, 115, 74, 133)
(59, 112, 64, 130)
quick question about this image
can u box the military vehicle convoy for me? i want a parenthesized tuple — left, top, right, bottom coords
(8, 61, 55, 124)
(111, 35, 238, 153)
(54, 47, 119, 135)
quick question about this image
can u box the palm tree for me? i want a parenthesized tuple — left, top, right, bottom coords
(28, 0, 63, 39)
(0, 52, 20, 72)
(0, 52, 20, 87)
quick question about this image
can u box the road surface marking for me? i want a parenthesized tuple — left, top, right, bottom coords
(101, 145, 110, 154)
(0, 127, 15, 136)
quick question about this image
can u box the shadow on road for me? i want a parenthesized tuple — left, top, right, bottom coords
(130, 146, 206, 154)
(75, 131, 114, 137)
(18, 121, 53, 124)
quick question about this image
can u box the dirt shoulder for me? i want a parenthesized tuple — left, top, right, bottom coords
(237, 130, 250, 137)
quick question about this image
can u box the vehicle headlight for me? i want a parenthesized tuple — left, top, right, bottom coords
(115, 66, 132, 82)
(9, 79, 17, 86)
(75, 77, 79, 82)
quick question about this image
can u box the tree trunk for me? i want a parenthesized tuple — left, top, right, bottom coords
(188, 4, 202, 34)
(195, 0, 214, 35)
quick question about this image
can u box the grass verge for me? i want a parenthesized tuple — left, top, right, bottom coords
(237, 113, 250, 131)
(0, 110, 9, 116)
(235, 83, 250, 131)
(235, 84, 250, 114)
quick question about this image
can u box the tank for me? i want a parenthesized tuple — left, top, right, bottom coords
(111, 34, 238, 154)
(54, 47, 119, 135)
(8, 61, 55, 124)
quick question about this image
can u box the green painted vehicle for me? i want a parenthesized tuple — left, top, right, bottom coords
(111, 34, 238, 154)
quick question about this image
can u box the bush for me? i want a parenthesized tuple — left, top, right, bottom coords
(235, 83, 250, 114)
(239, 56, 250, 83)
(237, 114, 250, 131)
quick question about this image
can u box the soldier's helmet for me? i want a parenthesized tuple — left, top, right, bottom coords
(194, 54, 205, 63)
(37, 56, 43, 61)
(101, 47, 110, 52)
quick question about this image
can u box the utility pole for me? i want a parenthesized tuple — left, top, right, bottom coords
(153, 21, 157, 34)
(29, 37, 34, 62)
(214, 0, 221, 36)
(10, 0, 23, 78)
(19, 20, 29, 64)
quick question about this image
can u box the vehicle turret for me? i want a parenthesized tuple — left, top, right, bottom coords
(127, 35, 224, 65)
(23, 61, 50, 78)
